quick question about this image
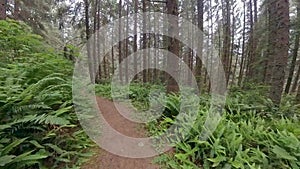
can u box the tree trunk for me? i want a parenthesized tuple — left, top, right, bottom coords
(207, 0, 213, 91)
(142, 0, 148, 83)
(238, 0, 247, 86)
(285, 3, 300, 94)
(0, 0, 7, 20)
(228, 15, 235, 84)
(154, 33, 158, 82)
(246, 0, 262, 83)
(125, 7, 129, 84)
(262, 4, 271, 84)
(94, 0, 100, 82)
(111, 24, 115, 75)
(268, 0, 289, 105)
(292, 65, 300, 93)
(147, 11, 152, 83)
(97, 0, 103, 81)
(118, 0, 123, 83)
(296, 82, 300, 102)
(246, 0, 255, 80)
(166, 0, 179, 93)
(221, 0, 231, 85)
(195, 0, 203, 90)
(84, 0, 94, 82)
(133, 0, 138, 81)
(254, 0, 258, 23)
(232, 38, 240, 85)
(14, 0, 20, 20)
(153, 11, 158, 83)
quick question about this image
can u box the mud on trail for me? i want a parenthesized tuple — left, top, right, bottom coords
(81, 97, 160, 169)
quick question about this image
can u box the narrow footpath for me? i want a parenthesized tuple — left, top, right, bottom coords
(81, 97, 160, 169)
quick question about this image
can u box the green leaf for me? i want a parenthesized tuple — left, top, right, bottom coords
(51, 106, 72, 116)
(0, 125, 10, 130)
(44, 115, 70, 125)
(0, 138, 10, 144)
(11, 150, 34, 162)
(45, 144, 65, 154)
(231, 160, 244, 169)
(56, 157, 71, 163)
(1, 138, 27, 155)
(29, 140, 44, 149)
(0, 155, 15, 166)
(272, 145, 297, 161)
(208, 156, 226, 167)
(13, 154, 48, 162)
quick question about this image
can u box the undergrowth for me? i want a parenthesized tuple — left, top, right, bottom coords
(95, 83, 165, 111)
(96, 83, 300, 168)
(0, 20, 93, 169)
(151, 85, 300, 169)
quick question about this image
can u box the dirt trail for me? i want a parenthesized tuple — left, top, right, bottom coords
(81, 97, 160, 169)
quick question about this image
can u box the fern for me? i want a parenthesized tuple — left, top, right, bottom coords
(150, 92, 300, 169)
(0, 20, 93, 169)
(11, 114, 70, 126)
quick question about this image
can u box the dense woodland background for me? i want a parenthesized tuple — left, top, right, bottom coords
(0, 0, 295, 103)
(1, 0, 300, 168)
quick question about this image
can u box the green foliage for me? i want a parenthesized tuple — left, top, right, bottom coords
(94, 70, 300, 169)
(0, 20, 93, 169)
(150, 87, 300, 169)
(161, 94, 181, 118)
(0, 20, 45, 63)
(95, 83, 165, 111)
(95, 83, 113, 99)
(226, 84, 273, 114)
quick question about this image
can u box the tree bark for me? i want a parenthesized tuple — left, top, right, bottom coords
(232, 38, 240, 85)
(118, 0, 123, 83)
(133, 0, 138, 81)
(285, 3, 300, 94)
(195, 0, 204, 90)
(238, 0, 247, 86)
(246, 0, 262, 83)
(166, 0, 179, 93)
(0, 0, 7, 20)
(94, 0, 100, 82)
(246, 0, 255, 80)
(296, 81, 300, 102)
(142, 0, 148, 83)
(97, 0, 103, 81)
(14, 0, 20, 20)
(221, 0, 231, 85)
(286, 35, 300, 94)
(268, 0, 289, 105)
(125, 6, 129, 84)
(292, 65, 300, 93)
(84, 0, 95, 82)
(111, 20, 115, 75)
(228, 14, 235, 84)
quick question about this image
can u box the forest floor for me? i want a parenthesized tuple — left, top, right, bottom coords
(81, 97, 160, 169)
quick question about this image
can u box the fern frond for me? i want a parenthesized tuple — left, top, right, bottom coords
(11, 104, 51, 114)
(1, 138, 27, 155)
(11, 114, 70, 126)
